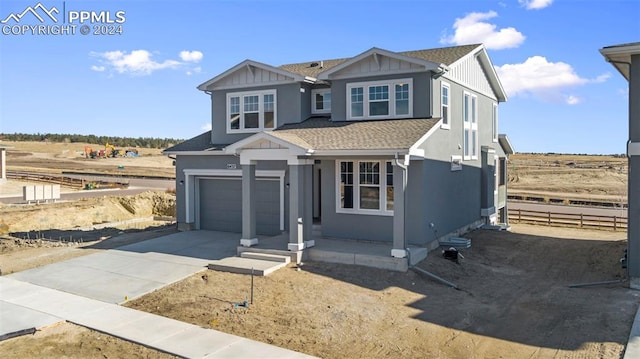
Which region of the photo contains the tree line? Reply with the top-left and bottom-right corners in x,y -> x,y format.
0,133 -> 183,149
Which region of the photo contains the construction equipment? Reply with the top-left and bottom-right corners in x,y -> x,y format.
84,146 -> 98,159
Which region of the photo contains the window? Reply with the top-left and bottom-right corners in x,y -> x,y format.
441,82 -> 450,129
492,103 -> 498,142
463,92 -> 478,160
351,87 -> 364,117
226,90 -> 277,132
311,88 -> 331,114
338,160 -> 394,215
346,79 -> 413,120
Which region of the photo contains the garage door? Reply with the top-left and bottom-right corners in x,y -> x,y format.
198,177 -> 280,235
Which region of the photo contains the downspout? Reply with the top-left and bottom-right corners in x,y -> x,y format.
396,153 -> 459,289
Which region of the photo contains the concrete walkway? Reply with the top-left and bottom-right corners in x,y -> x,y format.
0,231 -> 316,358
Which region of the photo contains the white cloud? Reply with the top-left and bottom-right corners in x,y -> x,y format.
91,65 -> 105,72
186,67 -> 202,76
519,0 -> 553,10
180,50 -> 203,62
201,123 -> 212,131
566,95 -> 581,105
441,11 -> 525,50
90,50 -> 181,75
495,56 -> 609,103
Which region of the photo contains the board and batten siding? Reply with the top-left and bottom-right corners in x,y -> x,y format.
445,55 -> 496,101
211,65 -> 297,89
332,54 -> 425,78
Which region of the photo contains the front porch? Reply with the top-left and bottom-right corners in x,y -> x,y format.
238,225 -> 428,272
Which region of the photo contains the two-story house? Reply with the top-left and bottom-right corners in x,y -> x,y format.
165,43 -> 513,262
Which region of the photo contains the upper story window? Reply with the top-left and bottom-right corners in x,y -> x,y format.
492,102 -> 498,142
311,88 -> 331,114
441,82 -> 450,129
463,91 -> 478,160
346,79 -> 413,120
227,89 -> 277,133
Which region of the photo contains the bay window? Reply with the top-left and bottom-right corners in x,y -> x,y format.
226,90 -> 277,132
347,79 -> 413,120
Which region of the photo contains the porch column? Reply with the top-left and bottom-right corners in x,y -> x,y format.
391,159 -> 408,258
240,162 -> 258,247
288,159 -> 314,251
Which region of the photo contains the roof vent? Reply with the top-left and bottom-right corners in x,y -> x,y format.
309,62 -> 319,68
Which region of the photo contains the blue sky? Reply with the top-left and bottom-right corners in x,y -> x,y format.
0,0 -> 638,154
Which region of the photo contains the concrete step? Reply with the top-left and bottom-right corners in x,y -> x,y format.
208,257 -> 288,276
240,252 -> 291,264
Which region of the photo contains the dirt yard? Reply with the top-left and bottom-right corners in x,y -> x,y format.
121,224 -> 637,359
0,142 -> 637,358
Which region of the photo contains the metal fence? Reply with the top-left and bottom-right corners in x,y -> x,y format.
508,208 -> 627,231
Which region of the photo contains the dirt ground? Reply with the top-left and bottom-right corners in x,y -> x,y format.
0,142 -> 638,358
2,140 -> 175,178
121,224 -> 637,359
509,153 -> 628,202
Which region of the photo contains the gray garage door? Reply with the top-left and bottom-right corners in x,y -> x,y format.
198,177 -> 280,235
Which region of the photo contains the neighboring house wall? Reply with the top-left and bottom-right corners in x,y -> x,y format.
210,83 -> 304,145
329,72 -> 433,121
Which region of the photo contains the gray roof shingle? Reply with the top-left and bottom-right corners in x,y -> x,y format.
163,131 -> 226,153
278,44 -> 480,78
272,117 -> 440,151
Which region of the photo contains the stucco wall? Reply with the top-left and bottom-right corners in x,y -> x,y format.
329,72 -> 433,122
209,83 -> 304,145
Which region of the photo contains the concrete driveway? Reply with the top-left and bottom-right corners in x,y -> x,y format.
0,230 -> 317,358
8,230 -> 239,303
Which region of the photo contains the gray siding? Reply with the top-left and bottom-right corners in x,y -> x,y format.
318,159 -> 427,244
210,83 -> 304,145
329,72 -> 433,122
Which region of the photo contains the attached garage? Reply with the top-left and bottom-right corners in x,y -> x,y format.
196,177 -> 282,235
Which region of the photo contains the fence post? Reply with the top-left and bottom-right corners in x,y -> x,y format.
548,212 -> 551,225
580,214 -> 583,228
614,216 -> 617,231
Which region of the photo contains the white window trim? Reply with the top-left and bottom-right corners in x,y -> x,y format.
311,88 -> 331,114
346,78 -> 413,120
463,91 -> 478,160
492,102 -> 498,143
226,89 -> 277,134
441,82 -> 450,130
335,160 -> 394,216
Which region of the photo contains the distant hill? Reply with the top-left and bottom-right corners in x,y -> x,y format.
0,133 -> 183,149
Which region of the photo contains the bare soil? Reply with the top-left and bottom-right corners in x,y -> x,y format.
0,142 -> 637,358
510,153 -> 628,202
124,224 -> 637,359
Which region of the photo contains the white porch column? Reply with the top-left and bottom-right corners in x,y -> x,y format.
391,158 -> 408,258
240,162 -> 258,247
288,159 -> 314,251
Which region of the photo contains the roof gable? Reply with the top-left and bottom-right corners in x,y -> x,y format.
317,47 -> 444,80
197,60 -> 309,91
444,45 -> 507,102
